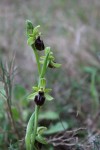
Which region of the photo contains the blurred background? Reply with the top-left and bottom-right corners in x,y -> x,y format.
0,0 -> 100,150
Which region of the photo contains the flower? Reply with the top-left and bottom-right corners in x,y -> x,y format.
34,91 -> 45,106
34,36 -> 45,51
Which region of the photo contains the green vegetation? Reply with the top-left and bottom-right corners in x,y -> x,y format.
0,0 -> 100,150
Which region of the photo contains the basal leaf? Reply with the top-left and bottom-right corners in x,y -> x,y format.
39,111 -> 59,120
36,135 -> 47,145
37,126 -> 47,135
45,121 -> 69,134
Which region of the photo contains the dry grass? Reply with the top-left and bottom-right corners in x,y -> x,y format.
0,1 -> 100,149
0,0 -> 100,77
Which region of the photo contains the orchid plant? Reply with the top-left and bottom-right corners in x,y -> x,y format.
25,20 -> 61,150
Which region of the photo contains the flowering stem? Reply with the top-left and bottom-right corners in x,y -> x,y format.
31,45 -> 41,75
31,51 -> 50,149
40,50 -> 50,78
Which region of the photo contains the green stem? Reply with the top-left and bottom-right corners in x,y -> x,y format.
31,52 -> 50,148
31,45 -> 41,75
26,47 -> 50,150
31,105 -> 40,149
40,50 -> 50,78
38,51 -> 50,88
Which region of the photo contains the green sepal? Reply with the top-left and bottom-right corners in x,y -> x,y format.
32,86 -> 39,92
44,88 -> 52,93
27,92 -> 38,100
45,93 -> 54,101
51,62 -> 61,68
26,23 -> 42,47
27,37 -> 35,46
28,34 -> 34,37
40,56 -> 45,59
37,126 -> 47,135
33,25 -> 41,38
49,56 -> 55,60
36,135 -> 48,145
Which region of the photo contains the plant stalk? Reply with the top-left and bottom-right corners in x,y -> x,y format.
32,45 -> 41,75
40,50 -> 50,78
26,44 -> 50,150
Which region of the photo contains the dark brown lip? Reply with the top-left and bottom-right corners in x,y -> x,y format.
34,36 -> 45,51
34,94 -> 45,106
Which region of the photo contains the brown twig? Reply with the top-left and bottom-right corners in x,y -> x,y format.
0,60 -> 20,139
47,128 -> 87,148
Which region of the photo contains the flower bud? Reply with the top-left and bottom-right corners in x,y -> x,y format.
26,20 -> 34,36
48,61 -> 56,68
35,36 -> 45,51
48,63 -> 54,68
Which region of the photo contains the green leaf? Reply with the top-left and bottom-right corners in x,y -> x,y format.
27,92 -> 38,100
45,122 -> 69,134
25,112 -> 35,150
45,93 -> 54,101
11,106 -> 20,121
27,37 -> 34,45
39,111 -> 59,120
36,135 -> 47,145
83,66 -> 97,74
37,126 -> 47,135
